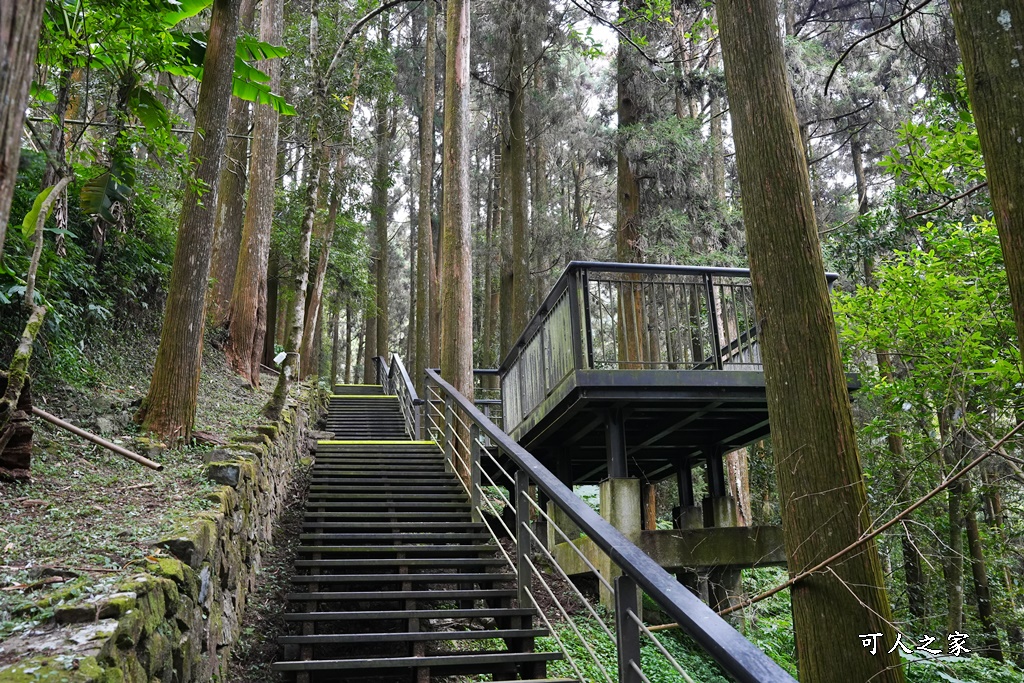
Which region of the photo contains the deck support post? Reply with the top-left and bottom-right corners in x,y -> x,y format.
673,460 -> 705,597
704,444 -> 744,622
605,406 -> 627,478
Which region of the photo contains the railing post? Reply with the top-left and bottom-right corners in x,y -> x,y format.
470,423 -> 481,522
581,268 -> 594,368
567,270 -> 585,372
443,395 -> 454,473
614,574 -> 642,683
704,274 -> 724,370
413,401 -> 422,440
514,469 -> 531,607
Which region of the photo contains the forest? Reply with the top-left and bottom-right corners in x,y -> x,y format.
0,0 -> 1023,681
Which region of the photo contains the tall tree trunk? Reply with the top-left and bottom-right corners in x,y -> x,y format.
364,255 -> 378,383
947,0 -> 1024,363
300,58 -> 361,378
718,0 -> 904,679
414,0 -> 437,392
709,28 -> 726,204
372,80 -> 394,360
0,0 -> 46,264
344,301 -> 353,384
329,288 -> 342,386
263,248 -> 279,367
265,0 -> 324,419
963,479 -> 1003,660
441,0 -> 474,479
507,5 -> 531,340
938,406 -> 965,635
137,0 -> 240,440
224,0 -> 282,386
208,0 -> 256,327
407,128 -> 417,364
615,1 -> 649,368
480,139 -> 498,378
499,133 -> 515,357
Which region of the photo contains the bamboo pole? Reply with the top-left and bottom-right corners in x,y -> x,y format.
32,407 -> 163,471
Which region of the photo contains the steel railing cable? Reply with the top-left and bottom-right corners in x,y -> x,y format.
524,493 -> 615,593
520,518 -> 616,642
627,608 -> 698,683
423,367 -> 796,683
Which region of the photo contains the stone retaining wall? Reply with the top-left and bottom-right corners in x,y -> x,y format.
0,389 -> 326,683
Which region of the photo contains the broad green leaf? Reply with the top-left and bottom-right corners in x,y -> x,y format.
235,35 -> 289,62
128,86 -> 170,131
22,185 -> 56,240
164,0 -> 213,27
30,81 -> 56,103
80,166 -> 133,222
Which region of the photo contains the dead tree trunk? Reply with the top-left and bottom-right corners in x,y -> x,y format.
0,306 -> 45,478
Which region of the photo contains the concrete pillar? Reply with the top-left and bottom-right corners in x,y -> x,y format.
705,492 -> 744,622
597,477 -> 641,607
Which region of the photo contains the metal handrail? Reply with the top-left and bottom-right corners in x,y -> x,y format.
425,367 -> 795,683
375,354 -> 422,440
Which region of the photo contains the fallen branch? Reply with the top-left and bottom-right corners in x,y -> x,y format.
32,407 -> 163,471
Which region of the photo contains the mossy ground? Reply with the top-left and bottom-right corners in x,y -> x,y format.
0,322 -> 275,649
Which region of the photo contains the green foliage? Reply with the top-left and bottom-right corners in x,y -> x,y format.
21,185 -> 57,240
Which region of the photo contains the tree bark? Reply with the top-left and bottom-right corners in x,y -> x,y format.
499,132 -> 515,357
441,0 -> 474,480
718,0 -> 904,678
964,479 -> 1003,660
0,0 -> 45,264
138,0 -> 240,440
224,0 -> 282,386
329,287 -> 342,386
947,0 -> 1024,363
507,3 -> 531,344
300,70 -> 359,378
709,28 -> 726,204
372,80 -> 394,360
344,301 -> 353,384
414,0 -> 437,393
208,0 -> 256,327
937,406 -> 965,635
615,0 -> 649,368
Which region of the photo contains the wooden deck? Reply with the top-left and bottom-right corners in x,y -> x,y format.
494,261 -> 843,487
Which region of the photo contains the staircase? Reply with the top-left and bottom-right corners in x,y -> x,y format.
273,384 -> 575,682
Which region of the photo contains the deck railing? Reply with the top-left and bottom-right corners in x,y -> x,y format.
422,366 -> 796,683
499,261 -> 836,434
